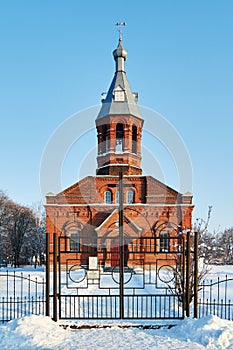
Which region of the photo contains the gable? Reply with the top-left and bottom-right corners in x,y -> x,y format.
46,176 -> 100,204
95,208 -> 144,237
45,174 -> 192,206
145,176 -> 180,204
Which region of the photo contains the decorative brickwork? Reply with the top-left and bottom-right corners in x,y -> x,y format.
45,38 -> 194,267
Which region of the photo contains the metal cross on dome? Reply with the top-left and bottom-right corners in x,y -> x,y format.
116,21 -> 127,40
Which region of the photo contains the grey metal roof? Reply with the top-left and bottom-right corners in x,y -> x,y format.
96,39 -> 143,121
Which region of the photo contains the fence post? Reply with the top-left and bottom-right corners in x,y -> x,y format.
119,171 -> 124,319
194,231 -> 199,318
46,232 -> 50,317
53,232 -> 58,322
185,231 -> 191,317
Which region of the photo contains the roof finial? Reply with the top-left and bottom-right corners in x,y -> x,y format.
116,21 -> 126,41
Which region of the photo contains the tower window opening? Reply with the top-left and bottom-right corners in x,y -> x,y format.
116,123 -> 124,152
106,135 -> 110,152
101,125 -> 110,153
104,190 -> 112,204
132,125 -> 137,154
127,190 -> 134,204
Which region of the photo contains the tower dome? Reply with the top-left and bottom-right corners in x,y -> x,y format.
113,38 -> 127,60
113,38 -> 127,72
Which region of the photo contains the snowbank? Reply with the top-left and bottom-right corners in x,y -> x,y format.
1,315 -> 233,349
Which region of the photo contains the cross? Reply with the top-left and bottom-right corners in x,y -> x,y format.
116,22 -> 126,40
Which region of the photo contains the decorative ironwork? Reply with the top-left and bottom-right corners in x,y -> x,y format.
198,275 -> 233,320
0,271 -> 45,323
55,233 -> 186,320
158,265 -> 175,284
115,21 -> 126,40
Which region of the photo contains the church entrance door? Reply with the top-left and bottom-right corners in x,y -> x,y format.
111,238 -> 129,267
111,243 -> 119,266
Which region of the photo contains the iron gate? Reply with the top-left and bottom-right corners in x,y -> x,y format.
52,233 -> 186,320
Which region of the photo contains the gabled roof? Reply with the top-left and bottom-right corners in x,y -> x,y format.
45,175 -> 192,206
92,211 -> 111,227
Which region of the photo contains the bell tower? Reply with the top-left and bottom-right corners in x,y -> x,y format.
96,37 -> 144,176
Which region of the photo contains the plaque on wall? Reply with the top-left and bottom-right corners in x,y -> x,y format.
89,256 -> 98,270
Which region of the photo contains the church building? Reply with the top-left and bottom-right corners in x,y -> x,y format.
45,37 -> 194,269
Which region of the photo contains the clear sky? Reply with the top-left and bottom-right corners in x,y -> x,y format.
0,0 -> 233,233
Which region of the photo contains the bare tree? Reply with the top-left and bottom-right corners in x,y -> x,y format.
0,192 -> 13,265
163,206 -> 212,311
30,202 -> 46,265
217,227 -> 233,264
0,193 -> 46,267
192,205 -> 213,264
3,202 -> 37,267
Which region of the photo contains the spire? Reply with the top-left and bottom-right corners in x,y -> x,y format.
96,35 -> 142,121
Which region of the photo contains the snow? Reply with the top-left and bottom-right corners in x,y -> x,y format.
1,314 -> 233,349
1,265 -> 233,349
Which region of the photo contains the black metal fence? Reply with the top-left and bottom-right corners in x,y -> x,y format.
198,275 -> 233,320
52,231 -> 186,321
58,294 -> 183,320
0,270 -> 46,323
1,268 -> 233,323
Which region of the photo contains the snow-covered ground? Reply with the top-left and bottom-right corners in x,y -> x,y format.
1,314 -> 233,349
0,265 -> 233,349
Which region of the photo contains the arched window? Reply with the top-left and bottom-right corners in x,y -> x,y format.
159,231 -> 170,252
63,221 -> 83,253
127,190 -> 134,204
132,125 -> 137,154
116,123 -> 124,152
104,190 -> 112,204
70,232 -> 80,252
116,191 -> 119,204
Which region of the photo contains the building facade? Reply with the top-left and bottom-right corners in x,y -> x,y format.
45,38 -> 194,268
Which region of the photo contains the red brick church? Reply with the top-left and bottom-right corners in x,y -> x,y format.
45,37 -> 194,268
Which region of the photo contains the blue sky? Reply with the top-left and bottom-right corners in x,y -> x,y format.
0,0 -> 233,233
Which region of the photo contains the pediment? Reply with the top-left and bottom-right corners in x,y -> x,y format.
95,208 -> 144,237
